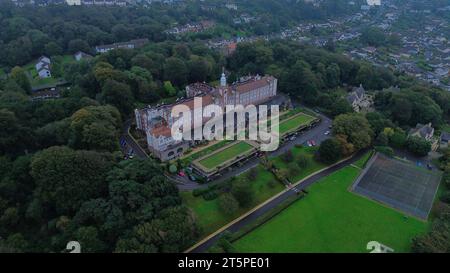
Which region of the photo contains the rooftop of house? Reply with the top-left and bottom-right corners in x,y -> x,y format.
150,124 -> 172,138
346,84 -> 366,103
75,51 -> 93,58
441,132 -> 450,142
409,123 -> 434,138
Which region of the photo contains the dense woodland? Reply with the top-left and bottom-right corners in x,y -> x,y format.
0,0 -> 367,68
0,1 -> 450,252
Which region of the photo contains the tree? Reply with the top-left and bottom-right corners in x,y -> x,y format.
333,113 -> 372,151
10,66 -> 31,93
412,214 -> 450,253
100,79 -> 134,116
296,154 -> 309,168
231,178 -> 253,207
282,150 -> 294,163
163,81 -> 177,97
360,27 -> 387,47
218,193 -> 239,216
287,162 -> 301,177
74,226 -> 107,253
389,130 -> 407,148
318,138 -> 342,164
247,167 -> 258,180
406,136 -> 431,157
0,109 -> 30,155
188,57 -> 212,83
163,57 -> 188,87
375,132 -> 389,146
30,146 -> 114,214
69,105 -> 121,152
68,39 -> 90,54
45,42 -> 63,56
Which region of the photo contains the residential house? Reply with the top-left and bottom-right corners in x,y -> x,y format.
346,84 -> 373,112
408,123 -> 439,151
74,51 -> 93,61
35,56 -> 51,79
440,132 -> 450,149
95,39 -> 149,54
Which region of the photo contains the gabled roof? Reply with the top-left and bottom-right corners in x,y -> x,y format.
409,123 -> 434,138
441,132 -> 450,142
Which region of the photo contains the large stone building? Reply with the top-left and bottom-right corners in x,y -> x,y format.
135,73 -> 278,161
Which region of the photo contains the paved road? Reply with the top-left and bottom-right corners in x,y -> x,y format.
187,149 -> 368,253
121,119 -> 149,159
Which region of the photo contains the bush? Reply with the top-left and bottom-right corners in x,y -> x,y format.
406,136 -> 431,157
268,179 -> 278,188
247,168 -> 258,180
296,154 -> 309,168
374,146 -> 394,157
202,191 -> 219,201
192,188 -> 208,197
317,138 -> 342,164
440,191 -> 450,204
287,162 -> 300,178
218,193 -> 239,216
231,178 -> 254,207
282,150 -> 294,163
168,164 -> 177,174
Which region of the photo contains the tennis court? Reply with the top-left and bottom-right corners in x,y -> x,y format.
351,153 -> 441,220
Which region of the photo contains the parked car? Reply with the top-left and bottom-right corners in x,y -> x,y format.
324,131 -> 330,135
178,171 -> 186,177
188,174 -> 196,181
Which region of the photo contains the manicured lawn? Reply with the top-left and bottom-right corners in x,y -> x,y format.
198,141 -> 254,170
182,165 -> 284,236
233,165 -> 429,253
181,140 -> 231,165
183,147 -> 325,237
279,114 -> 316,135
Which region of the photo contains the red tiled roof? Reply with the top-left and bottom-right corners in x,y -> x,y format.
235,76 -> 274,94
151,125 -> 172,137
175,94 -> 214,110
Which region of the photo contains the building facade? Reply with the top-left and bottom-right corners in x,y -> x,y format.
135,73 -> 278,161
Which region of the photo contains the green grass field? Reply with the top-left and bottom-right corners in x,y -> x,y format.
279,114 -> 316,135
233,165 -> 428,253
181,140 -> 231,165
198,141 -> 254,170
183,147 -> 325,237
182,165 -> 284,236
